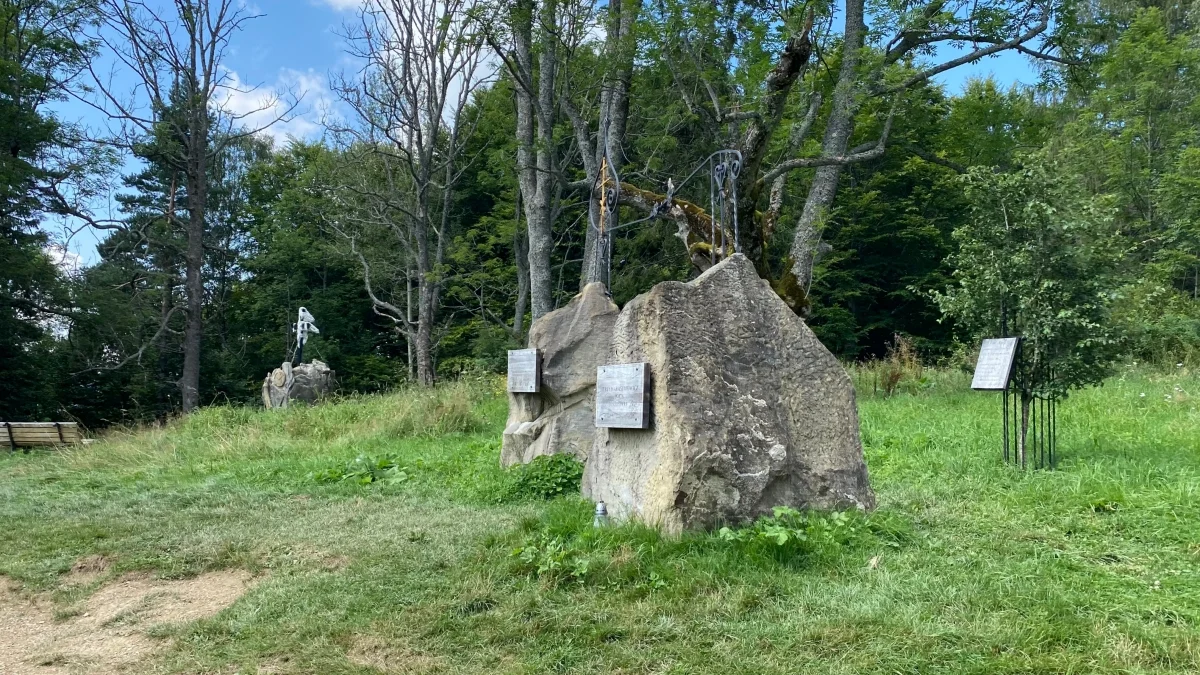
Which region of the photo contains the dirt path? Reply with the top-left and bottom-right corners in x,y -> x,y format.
0,567 -> 255,674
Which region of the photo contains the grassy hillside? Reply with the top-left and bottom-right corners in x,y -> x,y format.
2,368 -> 1200,673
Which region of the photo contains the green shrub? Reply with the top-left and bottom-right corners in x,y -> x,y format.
385,382 -> 487,437
1111,280 -> 1200,366
500,453 -> 584,502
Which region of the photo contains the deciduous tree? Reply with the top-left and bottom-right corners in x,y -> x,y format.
331,0 -> 495,385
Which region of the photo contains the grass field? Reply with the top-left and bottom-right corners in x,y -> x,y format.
2,366 -> 1200,674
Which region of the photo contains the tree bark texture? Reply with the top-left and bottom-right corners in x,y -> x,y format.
406,268 -> 415,380
414,178 -> 437,385
788,0 -> 866,286
155,269 -> 176,412
512,0 -> 557,321
579,0 -> 638,289
181,156 -> 207,412
513,195 -> 530,336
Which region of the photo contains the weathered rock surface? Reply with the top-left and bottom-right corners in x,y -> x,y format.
582,253 -> 874,532
262,360 -> 336,408
501,283 -> 619,466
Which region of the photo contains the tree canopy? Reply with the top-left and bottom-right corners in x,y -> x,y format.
3,0 -> 1199,424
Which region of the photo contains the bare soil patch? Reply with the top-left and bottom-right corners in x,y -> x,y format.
0,570 -> 256,674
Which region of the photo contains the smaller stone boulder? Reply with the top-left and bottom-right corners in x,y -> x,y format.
501,283 -> 619,466
262,360 -> 336,409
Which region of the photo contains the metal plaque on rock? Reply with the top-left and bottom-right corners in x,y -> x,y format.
507,349 -> 542,393
595,363 -> 651,429
971,338 -> 1020,390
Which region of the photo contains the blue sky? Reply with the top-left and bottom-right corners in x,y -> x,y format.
53,0 -> 353,145
47,0 -> 1039,267
49,0 -> 357,267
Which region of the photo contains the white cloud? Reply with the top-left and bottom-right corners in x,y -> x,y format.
316,0 -> 363,10
215,68 -> 334,145
38,244 -> 80,337
45,245 -> 83,277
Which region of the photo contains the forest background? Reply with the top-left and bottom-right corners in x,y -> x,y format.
3,0 -> 1199,427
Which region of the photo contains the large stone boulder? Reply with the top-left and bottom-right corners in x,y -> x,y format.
582,254 -> 874,532
262,360 -> 336,409
501,283 -> 619,466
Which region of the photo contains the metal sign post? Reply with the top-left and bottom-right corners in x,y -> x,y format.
971,336 -> 1058,469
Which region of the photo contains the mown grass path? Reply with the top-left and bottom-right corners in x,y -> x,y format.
2,370 -> 1199,673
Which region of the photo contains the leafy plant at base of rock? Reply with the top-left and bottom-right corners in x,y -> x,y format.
507,525 -> 675,590
505,501 -> 911,589
308,454 -> 409,486
500,453 -> 584,502
511,535 -> 596,586
717,507 -> 894,561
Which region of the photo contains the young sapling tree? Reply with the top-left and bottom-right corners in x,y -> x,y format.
934,163 -> 1123,464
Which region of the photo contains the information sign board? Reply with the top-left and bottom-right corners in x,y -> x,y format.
507,349 -> 542,393
971,338 -> 1020,390
595,363 -> 651,429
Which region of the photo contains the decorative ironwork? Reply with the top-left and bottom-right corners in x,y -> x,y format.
708,150 -> 742,263
589,139 -> 743,289
621,150 -> 743,257
595,143 -> 621,288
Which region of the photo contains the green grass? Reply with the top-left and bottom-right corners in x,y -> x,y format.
2,367 -> 1200,673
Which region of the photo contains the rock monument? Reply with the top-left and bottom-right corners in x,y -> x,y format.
582,254 -> 874,532
262,360 -> 335,408
501,282 -> 619,466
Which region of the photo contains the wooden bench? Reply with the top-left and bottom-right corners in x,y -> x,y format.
2,422 -> 82,450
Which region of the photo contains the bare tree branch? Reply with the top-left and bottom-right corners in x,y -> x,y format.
876,19 -> 1049,95
758,97 -> 898,185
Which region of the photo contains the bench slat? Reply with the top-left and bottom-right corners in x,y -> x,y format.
2,422 -> 82,448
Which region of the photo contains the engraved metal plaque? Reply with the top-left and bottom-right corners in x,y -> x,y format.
971,338 -> 1020,390
595,363 -> 651,429
507,349 -> 541,393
